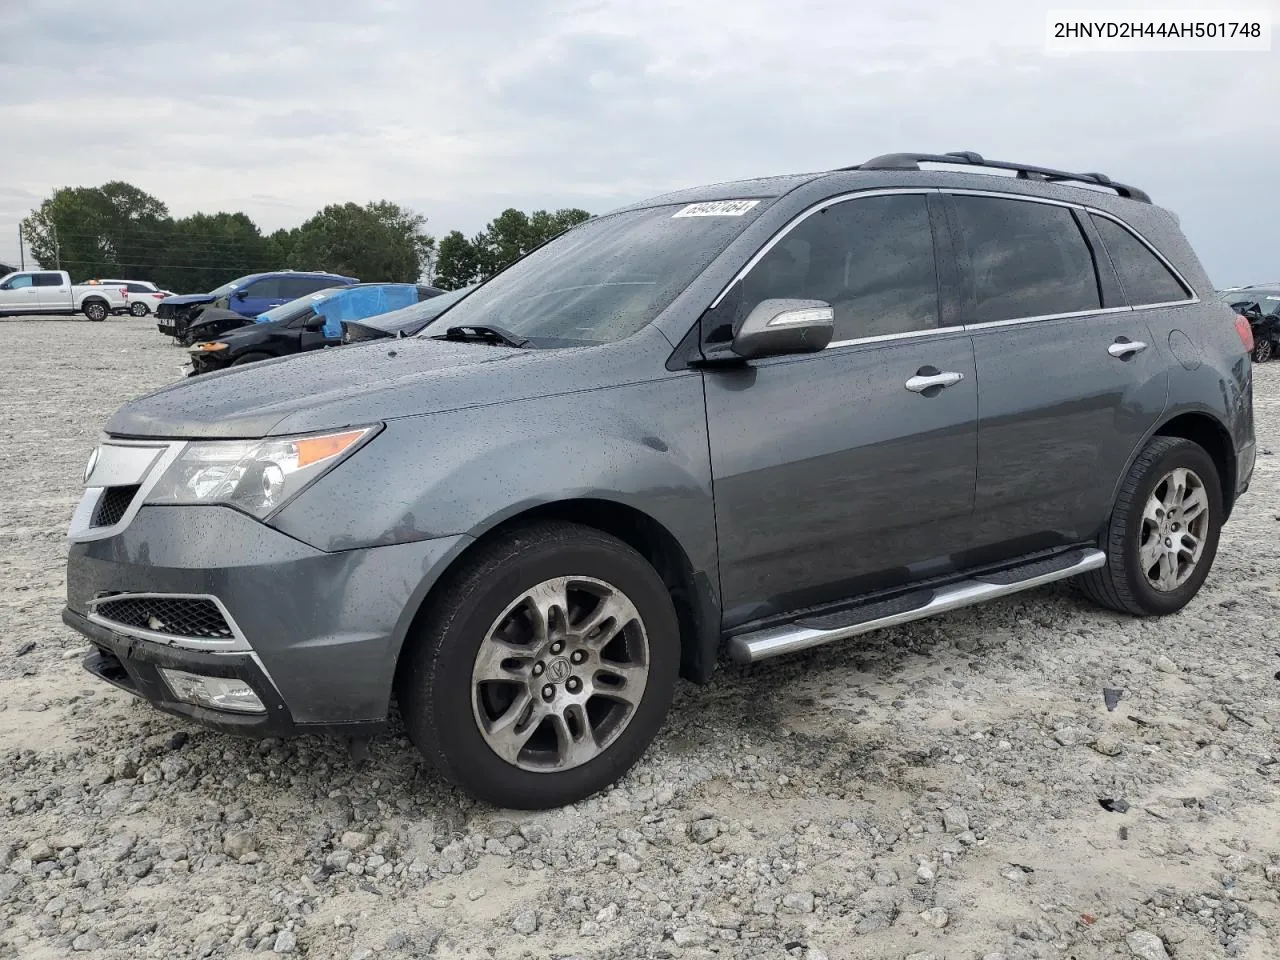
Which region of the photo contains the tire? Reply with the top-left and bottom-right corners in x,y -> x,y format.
82,300 -> 107,322
397,521 -> 680,809
230,352 -> 272,366
1253,338 -> 1274,363
1078,436 -> 1223,617
129,302 -> 149,317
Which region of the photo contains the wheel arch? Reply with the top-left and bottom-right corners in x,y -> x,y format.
391,498 -> 722,697
1151,411 -> 1237,518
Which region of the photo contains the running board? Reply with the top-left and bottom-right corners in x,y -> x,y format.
728,548 -> 1105,663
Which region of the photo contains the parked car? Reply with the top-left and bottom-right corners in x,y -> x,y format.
156,270 -> 359,342
63,151 -> 1254,810
1219,286 -> 1280,362
186,283 -> 441,374
341,284 -> 474,343
83,279 -> 175,316
0,270 -> 127,321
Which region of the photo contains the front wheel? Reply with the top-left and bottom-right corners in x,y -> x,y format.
397,522 -> 679,809
82,300 -> 107,322
1253,337 -> 1274,363
1078,436 -> 1222,617
129,302 -> 149,317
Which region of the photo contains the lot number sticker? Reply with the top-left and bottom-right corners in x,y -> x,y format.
672,200 -> 761,218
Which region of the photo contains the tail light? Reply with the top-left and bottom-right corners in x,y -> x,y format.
152,293 -> 164,299
1235,314 -> 1254,352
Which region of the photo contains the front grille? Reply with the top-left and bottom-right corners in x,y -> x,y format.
95,596 -> 234,641
93,485 -> 140,527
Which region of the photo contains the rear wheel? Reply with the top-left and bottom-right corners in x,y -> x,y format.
82,300 -> 107,322
129,302 -> 149,317
397,522 -> 679,809
1078,436 -> 1222,616
1253,338 -> 1274,363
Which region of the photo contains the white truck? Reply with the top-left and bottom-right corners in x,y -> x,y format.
0,270 -> 128,321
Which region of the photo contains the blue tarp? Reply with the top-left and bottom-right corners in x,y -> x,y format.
312,283 -> 419,338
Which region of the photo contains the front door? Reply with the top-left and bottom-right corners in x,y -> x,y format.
234,277 -> 286,317
945,192 -> 1169,555
701,192 -> 978,627
0,273 -> 40,312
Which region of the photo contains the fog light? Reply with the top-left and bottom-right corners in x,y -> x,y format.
159,668 -> 265,714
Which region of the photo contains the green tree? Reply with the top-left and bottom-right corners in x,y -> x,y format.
167,212 -> 279,292
21,182 -> 172,282
289,201 -> 434,282
433,207 -> 591,290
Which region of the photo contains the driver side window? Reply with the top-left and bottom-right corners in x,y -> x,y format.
5,275 -> 33,290
710,194 -> 940,344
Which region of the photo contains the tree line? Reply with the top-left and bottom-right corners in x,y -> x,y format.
19,181 -> 590,294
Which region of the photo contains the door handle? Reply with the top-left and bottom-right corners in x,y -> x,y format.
1108,338 -> 1148,359
905,370 -> 964,393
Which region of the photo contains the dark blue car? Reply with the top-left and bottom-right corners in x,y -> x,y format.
155,270 -> 358,341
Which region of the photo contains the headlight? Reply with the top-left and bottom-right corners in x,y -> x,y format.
145,426 -> 376,518
193,342 -> 228,353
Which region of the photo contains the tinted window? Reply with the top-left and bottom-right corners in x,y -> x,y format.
125,282 -> 154,293
35,273 -> 65,287
727,194 -> 939,341
1091,215 -> 1190,306
952,196 -> 1100,323
242,277 -> 282,299
280,276 -> 334,299
5,275 -> 33,289
433,205 -> 762,345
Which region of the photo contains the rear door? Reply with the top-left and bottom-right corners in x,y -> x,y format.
702,191 -> 979,626
35,272 -> 72,310
947,192 -> 1169,557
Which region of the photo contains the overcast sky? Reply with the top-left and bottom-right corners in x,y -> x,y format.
1,0 -> 1277,285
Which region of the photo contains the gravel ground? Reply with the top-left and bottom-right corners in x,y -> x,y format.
1,315 -> 1278,960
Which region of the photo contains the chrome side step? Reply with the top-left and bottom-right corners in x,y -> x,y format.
728,548 -> 1105,664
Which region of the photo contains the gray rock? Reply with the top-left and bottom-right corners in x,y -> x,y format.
920,907 -> 949,928
0,875 -> 20,902
689,820 -> 720,843
24,840 -> 54,863
942,807 -> 970,833
672,927 -> 708,947
1154,655 -> 1179,674
340,831 -> 370,852
782,891 -> 815,914
1126,930 -> 1170,960
512,910 -> 538,934
1091,735 -> 1124,757
273,929 -> 297,953
222,831 -> 257,859
72,932 -> 103,952
616,852 -> 642,873
1053,727 -> 1084,747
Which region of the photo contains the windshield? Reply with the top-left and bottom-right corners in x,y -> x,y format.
209,274 -> 261,297
422,203 -> 764,345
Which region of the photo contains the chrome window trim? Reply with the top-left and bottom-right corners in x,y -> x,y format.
69,439 -> 187,543
86,592 -> 252,653
708,184 -> 1201,353
707,187 -> 937,311
1086,208 -> 1199,307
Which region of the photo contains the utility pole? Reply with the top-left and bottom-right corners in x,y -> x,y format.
17,226 -> 23,270
50,222 -> 60,270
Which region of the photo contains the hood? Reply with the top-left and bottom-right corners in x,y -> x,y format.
160,293 -> 217,307
103,326 -> 669,440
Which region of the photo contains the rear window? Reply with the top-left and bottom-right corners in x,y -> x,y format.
34,273 -> 65,287
280,276 -> 336,299
1091,215 -> 1191,306
951,196 -> 1100,323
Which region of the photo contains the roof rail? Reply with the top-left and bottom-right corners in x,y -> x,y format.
848,151 -> 1151,203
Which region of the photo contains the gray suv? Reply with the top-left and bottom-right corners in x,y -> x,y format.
64,151 -> 1255,809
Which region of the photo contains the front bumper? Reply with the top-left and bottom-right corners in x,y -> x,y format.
64,503 -> 470,733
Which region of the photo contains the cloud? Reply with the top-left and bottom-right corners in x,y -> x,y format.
0,0 -> 1276,284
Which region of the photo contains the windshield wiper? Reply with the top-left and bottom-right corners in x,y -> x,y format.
439,324 -> 529,348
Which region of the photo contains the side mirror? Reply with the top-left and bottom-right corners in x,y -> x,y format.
730,298 -> 834,360
303,315 -> 327,331
233,289 -> 248,300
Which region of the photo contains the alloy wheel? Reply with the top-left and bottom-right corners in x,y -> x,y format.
1139,467 -> 1209,592
471,576 -> 649,772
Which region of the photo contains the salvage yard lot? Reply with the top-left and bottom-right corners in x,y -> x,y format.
1,315 -> 1278,960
